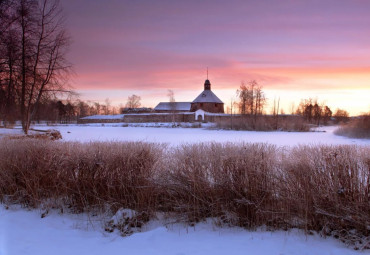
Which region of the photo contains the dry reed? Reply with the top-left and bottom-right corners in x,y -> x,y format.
0,139 -> 369,248
215,115 -> 310,132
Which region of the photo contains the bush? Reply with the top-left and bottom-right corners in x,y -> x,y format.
335,113 -> 370,139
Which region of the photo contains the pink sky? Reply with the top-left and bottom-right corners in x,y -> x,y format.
62,0 -> 370,115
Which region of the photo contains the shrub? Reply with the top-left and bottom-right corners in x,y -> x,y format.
335,113 -> 370,139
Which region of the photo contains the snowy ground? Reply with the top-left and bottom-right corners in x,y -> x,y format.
0,206 -> 363,255
1,124 -> 369,255
0,123 -> 369,147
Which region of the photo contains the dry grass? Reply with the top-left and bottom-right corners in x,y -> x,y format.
215,115 -> 310,132
7,129 -> 63,140
0,140 -> 369,248
0,140 -> 163,214
335,113 -> 370,139
280,146 -> 370,235
158,143 -> 279,227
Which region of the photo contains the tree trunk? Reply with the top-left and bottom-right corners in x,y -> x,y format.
20,4 -> 27,134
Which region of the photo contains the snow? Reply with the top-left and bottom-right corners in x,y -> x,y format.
192,89 -> 223,103
1,124 -> 368,147
124,112 -> 195,116
154,102 -> 191,111
0,128 -> 40,136
205,112 -> 232,116
0,206 -> 362,255
110,208 -> 137,225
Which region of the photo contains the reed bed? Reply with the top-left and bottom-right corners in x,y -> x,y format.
215,115 -> 310,131
0,139 -> 369,247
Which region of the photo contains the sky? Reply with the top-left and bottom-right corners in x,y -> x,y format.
61,0 -> 370,115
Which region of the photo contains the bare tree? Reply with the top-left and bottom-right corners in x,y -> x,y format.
111,106 -> 117,115
296,98 -> 332,125
0,0 -> 72,133
0,0 -> 20,125
334,108 -> 349,123
237,80 -> 265,116
313,101 -> 322,125
229,97 -> 236,129
272,97 -> 280,130
323,105 -> 332,124
297,98 -> 313,122
167,89 -> 176,124
93,102 -> 101,115
0,28 -> 19,125
125,94 -> 141,108
254,84 -> 266,117
237,81 -> 248,114
76,100 -> 90,117
104,98 -> 111,115
249,80 -> 255,115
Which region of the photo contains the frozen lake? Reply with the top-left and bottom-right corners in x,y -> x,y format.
1,124 -> 369,147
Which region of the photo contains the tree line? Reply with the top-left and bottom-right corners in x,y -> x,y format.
234,80 -> 349,125
0,93 -> 146,125
1,96 -> 143,124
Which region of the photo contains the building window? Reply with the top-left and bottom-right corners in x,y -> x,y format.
200,103 -> 203,107
215,104 -> 217,107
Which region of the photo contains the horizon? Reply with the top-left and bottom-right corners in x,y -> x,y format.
62,0 -> 370,115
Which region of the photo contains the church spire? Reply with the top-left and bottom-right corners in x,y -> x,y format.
204,67 -> 211,90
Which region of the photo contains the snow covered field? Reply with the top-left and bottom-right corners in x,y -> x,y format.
0,124 -> 369,147
1,124 -> 369,255
0,207 -> 362,255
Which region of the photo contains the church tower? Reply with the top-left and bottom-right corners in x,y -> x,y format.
190,74 -> 224,113
204,79 -> 211,90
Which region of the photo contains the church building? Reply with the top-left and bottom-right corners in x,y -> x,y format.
190,79 -> 224,113
154,78 -> 224,114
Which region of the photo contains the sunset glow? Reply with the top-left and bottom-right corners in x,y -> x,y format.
63,0 -> 370,115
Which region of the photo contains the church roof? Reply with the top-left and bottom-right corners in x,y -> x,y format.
154,102 -> 191,111
192,90 -> 223,104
